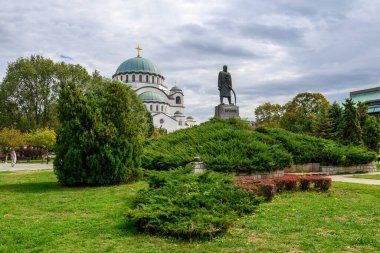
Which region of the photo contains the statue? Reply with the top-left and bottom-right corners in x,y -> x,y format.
218,65 -> 235,105
214,65 -> 240,119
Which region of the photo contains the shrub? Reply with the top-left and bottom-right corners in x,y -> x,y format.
311,177 -> 332,191
256,128 -> 376,166
54,81 -> 150,186
128,169 -> 261,240
259,180 -> 276,201
273,175 -> 299,192
299,177 -> 311,191
142,118 -> 292,173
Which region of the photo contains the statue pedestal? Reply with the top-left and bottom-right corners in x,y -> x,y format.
214,104 -> 240,119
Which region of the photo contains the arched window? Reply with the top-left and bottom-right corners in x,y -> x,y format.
176,96 -> 181,104
150,105 -> 152,111
120,76 -> 123,81
179,120 -> 182,126
132,75 -> 135,82
152,76 -> 155,83
156,105 -> 159,111
126,75 -> 128,82
161,105 -> 163,111
139,75 -> 142,82
146,75 -> 149,82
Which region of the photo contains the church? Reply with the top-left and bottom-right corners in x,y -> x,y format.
112,46 -> 196,133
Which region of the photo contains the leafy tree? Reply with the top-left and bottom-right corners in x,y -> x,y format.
0,128 -> 25,162
328,102 -> 343,138
0,55 -> 91,131
313,106 -> 334,139
362,116 -> 380,152
281,92 -> 330,133
255,102 -> 284,127
25,128 -> 56,150
54,80 -> 150,186
338,98 -> 362,145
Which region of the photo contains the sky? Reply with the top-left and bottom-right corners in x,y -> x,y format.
1,0 -> 380,122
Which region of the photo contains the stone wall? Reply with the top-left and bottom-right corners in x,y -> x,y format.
284,163 -> 320,173
231,170 -> 284,179
321,162 -> 377,175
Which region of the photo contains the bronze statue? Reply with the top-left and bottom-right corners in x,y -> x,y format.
218,65 -> 235,105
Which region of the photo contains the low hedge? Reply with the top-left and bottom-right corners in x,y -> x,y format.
128,168 -> 261,240
235,175 -> 332,201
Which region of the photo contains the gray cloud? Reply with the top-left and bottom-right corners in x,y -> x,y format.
1,0 -> 380,122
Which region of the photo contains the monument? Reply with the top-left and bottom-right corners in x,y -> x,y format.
214,65 -> 240,119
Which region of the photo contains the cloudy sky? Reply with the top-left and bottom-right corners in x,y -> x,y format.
1,0 -> 380,122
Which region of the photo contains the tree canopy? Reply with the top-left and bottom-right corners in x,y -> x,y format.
0,55 -> 92,131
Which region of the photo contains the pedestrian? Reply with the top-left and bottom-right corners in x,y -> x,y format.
10,149 -> 17,167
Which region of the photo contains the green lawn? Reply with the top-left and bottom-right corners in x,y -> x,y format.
1,170 -> 379,252
350,174 -> 380,180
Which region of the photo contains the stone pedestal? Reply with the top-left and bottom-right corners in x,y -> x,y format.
214,104 -> 240,119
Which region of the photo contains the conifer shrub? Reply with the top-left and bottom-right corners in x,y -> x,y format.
54,81 -> 150,186
128,168 -> 261,240
142,118 -> 293,173
256,128 -> 376,166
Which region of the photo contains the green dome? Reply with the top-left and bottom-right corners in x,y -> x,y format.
174,111 -> 183,116
170,85 -> 182,92
116,57 -> 161,75
139,92 -> 165,102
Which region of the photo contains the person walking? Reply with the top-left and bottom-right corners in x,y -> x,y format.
10,149 -> 17,167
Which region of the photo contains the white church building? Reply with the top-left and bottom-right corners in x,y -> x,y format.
112,46 -> 196,133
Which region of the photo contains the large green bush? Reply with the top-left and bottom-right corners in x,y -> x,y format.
54,81 -> 150,186
142,119 -> 376,172
128,168 -> 261,240
142,118 -> 292,173
257,128 -> 376,166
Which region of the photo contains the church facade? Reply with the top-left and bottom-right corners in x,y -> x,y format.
112,47 -> 196,133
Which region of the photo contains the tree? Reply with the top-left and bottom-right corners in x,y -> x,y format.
0,128 -> 25,163
0,55 -> 91,131
281,92 -> 330,133
312,106 -> 334,139
25,128 -> 56,150
328,102 -> 343,138
337,98 -> 362,145
357,101 -> 368,129
54,80 -> 151,186
362,116 -> 380,152
255,102 -> 284,127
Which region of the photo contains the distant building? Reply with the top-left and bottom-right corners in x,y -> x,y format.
112,46 -> 196,132
350,87 -> 380,119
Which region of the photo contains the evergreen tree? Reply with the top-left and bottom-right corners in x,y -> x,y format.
357,101 -> 368,129
54,80 -> 150,186
328,101 -> 342,138
362,116 -> 380,152
337,98 -> 362,145
313,106 -> 334,139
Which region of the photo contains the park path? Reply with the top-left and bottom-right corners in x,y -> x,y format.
0,163 -> 53,172
329,172 -> 380,185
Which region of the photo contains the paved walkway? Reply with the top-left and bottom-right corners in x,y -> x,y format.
329,172 -> 380,185
0,163 -> 53,172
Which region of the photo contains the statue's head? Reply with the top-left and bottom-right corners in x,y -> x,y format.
223,65 -> 227,72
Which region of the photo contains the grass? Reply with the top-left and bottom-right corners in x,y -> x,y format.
350,174 -> 380,180
1,170 -> 380,252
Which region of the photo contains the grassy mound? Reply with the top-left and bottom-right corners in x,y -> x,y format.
127,168 -> 261,240
142,118 -> 376,173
